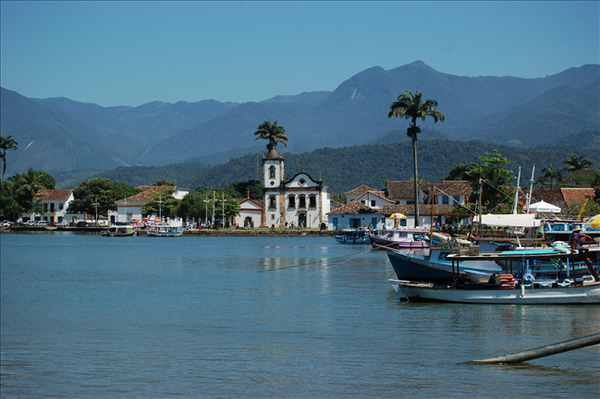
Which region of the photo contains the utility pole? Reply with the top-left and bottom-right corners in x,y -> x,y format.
221,192 -> 225,227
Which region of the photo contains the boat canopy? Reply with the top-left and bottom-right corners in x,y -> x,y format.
473,213 -> 542,228
529,200 -> 561,213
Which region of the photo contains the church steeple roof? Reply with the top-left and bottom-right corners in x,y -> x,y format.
264,146 -> 284,160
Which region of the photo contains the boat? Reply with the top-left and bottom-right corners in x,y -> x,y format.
387,245 -> 503,284
103,225 -> 137,237
335,228 -> 375,244
369,227 -> 429,250
396,279 -> 600,304
542,219 -> 600,242
147,224 -> 184,237
393,248 -> 600,304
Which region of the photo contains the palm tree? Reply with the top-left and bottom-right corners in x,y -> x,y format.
253,121 -> 288,151
563,154 -> 592,173
388,90 -> 445,226
0,135 -> 18,181
539,164 -> 562,189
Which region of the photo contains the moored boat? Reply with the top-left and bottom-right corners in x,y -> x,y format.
147,224 -> 184,237
393,247 -> 600,304
103,225 -> 137,237
335,228 -> 374,244
369,227 -> 429,250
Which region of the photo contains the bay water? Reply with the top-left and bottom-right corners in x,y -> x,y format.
1,232 -> 599,398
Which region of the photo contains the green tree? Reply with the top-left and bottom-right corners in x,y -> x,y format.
388,90 -> 445,225
69,178 -> 139,217
225,179 -> 263,200
9,169 -> 55,212
142,193 -> 179,222
253,121 -> 288,151
177,193 -> 206,226
0,181 -> 22,220
539,163 -> 563,189
0,135 -> 18,182
563,154 -> 593,172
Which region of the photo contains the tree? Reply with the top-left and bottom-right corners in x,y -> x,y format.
563,154 -> 593,172
225,179 -> 263,200
142,193 -> 179,222
0,181 -> 22,221
253,121 -> 288,151
9,169 -> 55,212
0,135 -> 18,182
388,90 -> 445,225
68,178 -> 139,217
539,163 -> 563,189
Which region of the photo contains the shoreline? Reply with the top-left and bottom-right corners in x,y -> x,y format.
3,225 -> 338,237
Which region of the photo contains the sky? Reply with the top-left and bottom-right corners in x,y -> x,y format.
1,1 -> 599,107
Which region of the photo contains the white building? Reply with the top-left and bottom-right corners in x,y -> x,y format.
262,146 -> 330,229
235,197 -> 263,228
21,189 -> 84,225
111,185 -> 189,225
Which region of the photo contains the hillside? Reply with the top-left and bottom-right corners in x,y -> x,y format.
61,131 -> 600,195
2,61 -> 599,176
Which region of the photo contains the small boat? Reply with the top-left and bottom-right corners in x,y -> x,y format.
393,248 -> 600,304
147,224 -> 184,237
103,225 -> 137,237
387,246 -> 503,284
396,279 -> 600,304
369,228 -> 429,250
335,228 -> 374,245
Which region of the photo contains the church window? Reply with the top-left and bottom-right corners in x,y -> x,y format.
298,195 -> 306,208
269,166 -> 276,179
309,195 -> 317,208
269,195 -> 277,209
288,195 -> 296,209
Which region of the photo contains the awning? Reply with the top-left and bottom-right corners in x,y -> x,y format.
474,213 -> 542,227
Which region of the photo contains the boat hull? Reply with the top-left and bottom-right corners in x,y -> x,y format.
387,250 -> 502,284
369,235 -> 427,250
398,281 -> 600,304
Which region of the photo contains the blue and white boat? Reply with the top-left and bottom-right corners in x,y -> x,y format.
335,228 -> 375,245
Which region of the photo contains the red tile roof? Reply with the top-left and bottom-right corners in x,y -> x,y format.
34,189 -> 72,201
116,186 -> 176,205
561,188 -> 595,206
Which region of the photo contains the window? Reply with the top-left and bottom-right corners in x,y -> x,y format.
309,195 -> 317,208
50,203 -> 55,212
269,195 -> 277,209
453,195 -> 461,205
298,195 -> 306,208
288,195 -> 296,209
59,203 -> 64,210
269,166 -> 276,179
43,203 -> 48,212
442,196 -> 449,205
370,200 -> 376,207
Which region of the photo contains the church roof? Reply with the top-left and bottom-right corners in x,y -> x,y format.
264,147 -> 284,160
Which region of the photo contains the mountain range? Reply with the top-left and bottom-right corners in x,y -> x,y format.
1,60 -> 599,179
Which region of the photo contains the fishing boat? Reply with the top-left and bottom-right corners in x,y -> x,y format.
147,224 -> 184,237
103,225 -> 137,237
369,228 -> 429,250
387,246 -> 503,284
393,248 -> 600,304
335,228 -> 374,245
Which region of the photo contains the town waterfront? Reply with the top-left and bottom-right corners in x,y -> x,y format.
1,232 -> 599,398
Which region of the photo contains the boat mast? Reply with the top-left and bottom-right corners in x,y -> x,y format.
526,165 -> 535,214
512,167 -> 521,215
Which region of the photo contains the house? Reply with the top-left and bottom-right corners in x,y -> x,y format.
344,185 -> 383,202
262,146 -> 330,229
21,189 -> 84,225
111,185 -> 189,225
385,180 -> 425,205
355,190 -> 395,210
235,197 -> 263,228
327,200 -> 385,231
424,181 -> 472,206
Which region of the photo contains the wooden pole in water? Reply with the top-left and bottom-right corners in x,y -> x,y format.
464,332 -> 600,365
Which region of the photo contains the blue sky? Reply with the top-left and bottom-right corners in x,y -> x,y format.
1,1 -> 598,107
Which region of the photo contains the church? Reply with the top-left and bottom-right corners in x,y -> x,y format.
262,146 -> 330,229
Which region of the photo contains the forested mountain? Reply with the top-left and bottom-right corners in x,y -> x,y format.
1,61 -> 598,177
66,131 -> 600,195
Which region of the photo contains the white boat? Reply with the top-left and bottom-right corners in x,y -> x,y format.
393,248 -> 600,304
103,225 -> 137,237
369,227 -> 429,250
335,228 -> 374,244
147,224 -> 184,237
396,279 -> 600,304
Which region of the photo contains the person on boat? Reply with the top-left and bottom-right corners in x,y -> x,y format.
569,226 -> 592,255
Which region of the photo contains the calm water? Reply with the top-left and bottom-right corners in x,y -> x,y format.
1,232 -> 599,398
